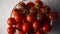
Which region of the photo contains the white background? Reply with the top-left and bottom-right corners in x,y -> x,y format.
0,0 -> 60,34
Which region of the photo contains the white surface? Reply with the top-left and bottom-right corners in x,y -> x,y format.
0,0 -> 60,34
0,0 -> 22,34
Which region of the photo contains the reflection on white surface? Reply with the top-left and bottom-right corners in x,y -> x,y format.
0,0 -> 60,34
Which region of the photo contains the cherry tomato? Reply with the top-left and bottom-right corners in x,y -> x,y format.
40,5 -> 50,14
49,11 -> 56,21
43,23 -> 51,32
26,14 -> 35,23
35,30 -> 44,34
12,8 -> 20,16
18,31 -> 26,34
16,23 -> 23,31
14,14 -> 23,23
37,13 -> 43,22
7,17 -> 16,26
35,1 -> 43,9
7,26 -> 16,33
22,23 -> 32,32
27,2 -> 35,10
30,7 -> 38,15
33,21 -> 40,31
16,1 -> 26,9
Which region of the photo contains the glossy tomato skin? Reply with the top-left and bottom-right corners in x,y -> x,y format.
18,31 -> 26,34
26,14 -> 36,23
27,2 -> 35,10
49,11 -> 56,21
7,26 -> 16,34
17,1 -> 26,9
7,17 -> 16,26
12,8 -> 20,17
16,23 -> 23,31
14,14 -> 23,23
40,5 -> 50,14
37,13 -> 43,22
33,21 -> 41,31
35,1 -> 43,9
30,7 -> 38,15
22,23 -> 32,32
43,23 -> 51,32
35,30 -> 44,34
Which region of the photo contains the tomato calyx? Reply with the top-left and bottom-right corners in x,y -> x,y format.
37,13 -> 43,21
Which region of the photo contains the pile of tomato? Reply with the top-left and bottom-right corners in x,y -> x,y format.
7,0 -> 57,34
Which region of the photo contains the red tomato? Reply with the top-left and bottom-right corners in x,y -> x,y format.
40,5 -> 50,14
27,2 -> 35,10
19,8 -> 25,13
7,26 -> 16,33
35,30 -> 44,34
14,14 -> 23,23
26,14 -> 35,23
16,23 -> 23,31
18,31 -> 26,34
33,21 -> 40,31
7,17 -> 16,26
30,7 -> 38,15
12,8 -> 20,17
35,1 -> 43,9
37,13 -> 43,21
43,23 -> 51,32
22,23 -> 32,32
17,1 -> 26,9
49,11 -> 56,21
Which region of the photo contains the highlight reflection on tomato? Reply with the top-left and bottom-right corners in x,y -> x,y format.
26,14 -> 35,23
49,11 -> 56,21
14,14 -> 23,23
43,23 -> 51,32
33,21 -> 40,31
16,23 -> 23,31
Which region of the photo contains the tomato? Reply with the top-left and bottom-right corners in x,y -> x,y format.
35,1 -> 43,9
7,17 -> 16,26
30,7 -> 38,15
27,2 -> 35,10
49,11 -> 56,21
7,26 -> 16,33
33,21 -> 40,31
18,31 -> 26,34
40,5 -> 50,14
37,13 -> 43,22
16,23 -> 23,31
14,14 -> 23,23
26,14 -> 36,23
12,8 -> 20,17
16,1 -> 26,9
22,23 -> 32,32
35,30 -> 44,34
42,23 -> 51,32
